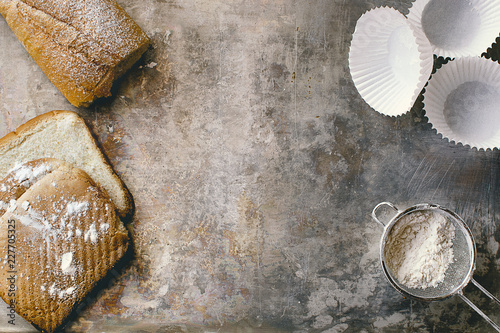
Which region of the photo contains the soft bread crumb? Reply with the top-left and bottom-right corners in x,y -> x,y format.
0,110 -> 133,218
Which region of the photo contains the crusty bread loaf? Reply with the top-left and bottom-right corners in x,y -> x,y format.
0,0 -> 150,107
0,110 -> 133,218
0,158 -> 129,333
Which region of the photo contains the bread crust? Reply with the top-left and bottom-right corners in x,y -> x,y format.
1,0 -> 150,107
0,110 -> 134,218
0,158 -> 129,333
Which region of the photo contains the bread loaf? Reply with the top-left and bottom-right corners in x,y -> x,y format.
0,0 -> 150,107
0,110 -> 134,218
0,158 -> 129,333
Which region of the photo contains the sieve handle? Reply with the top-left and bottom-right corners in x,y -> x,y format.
458,293 -> 500,332
372,202 -> 399,227
457,280 -> 500,332
471,278 -> 500,306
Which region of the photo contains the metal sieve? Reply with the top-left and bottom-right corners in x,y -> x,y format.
372,202 -> 500,331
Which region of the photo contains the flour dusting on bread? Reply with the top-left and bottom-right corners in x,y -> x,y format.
0,111 -> 134,218
0,0 -> 150,106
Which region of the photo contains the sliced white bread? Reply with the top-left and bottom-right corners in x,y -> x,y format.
0,110 -> 133,218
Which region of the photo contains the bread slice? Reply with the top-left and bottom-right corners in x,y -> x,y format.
0,0 -> 150,107
0,158 -> 129,333
0,110 -> 133,218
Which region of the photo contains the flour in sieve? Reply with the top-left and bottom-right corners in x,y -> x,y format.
385,210 -> 455,289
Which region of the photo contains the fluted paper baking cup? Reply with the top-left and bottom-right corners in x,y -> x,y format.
423,57 -> 500,150
408,0 -> 500,59
349,7 -> 433,116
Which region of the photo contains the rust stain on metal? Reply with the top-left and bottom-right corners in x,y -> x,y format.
224,193 -> 264,265
100,285 -> 127,315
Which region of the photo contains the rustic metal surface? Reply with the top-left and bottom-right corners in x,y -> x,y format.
0,0 -> 499,332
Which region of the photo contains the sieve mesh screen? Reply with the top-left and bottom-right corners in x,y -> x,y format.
381,205 -> 475,301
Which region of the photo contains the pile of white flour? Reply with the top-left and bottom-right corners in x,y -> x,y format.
384,210 -> 455,289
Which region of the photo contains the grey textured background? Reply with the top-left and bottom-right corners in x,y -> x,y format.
0,0 -> 499,332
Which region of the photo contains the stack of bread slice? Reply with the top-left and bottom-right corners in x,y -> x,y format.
0,111 -> 132,332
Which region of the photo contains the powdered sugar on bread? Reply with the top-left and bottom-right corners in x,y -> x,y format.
1,0 -> 150,106
0,158 -> 129,333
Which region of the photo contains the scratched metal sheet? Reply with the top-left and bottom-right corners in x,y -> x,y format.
0,0 -> 499,332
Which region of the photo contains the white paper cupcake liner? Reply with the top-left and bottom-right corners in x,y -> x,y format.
408,0 -> 500,59
349,7 -> 433,116
423,57 -> 500,150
